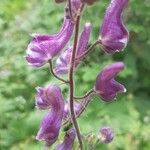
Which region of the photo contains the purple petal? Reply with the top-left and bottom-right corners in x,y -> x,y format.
76,22 -> 92,57
36,85 -> 64,146
55,22 -> 91,74
97,62 -> 124,81
95,62 -> 126,101
99,0 -> 129,53
99,127 -> 114,144
55,128 -> 76,150
55,47 -> 72,74
26,15 -> 74,68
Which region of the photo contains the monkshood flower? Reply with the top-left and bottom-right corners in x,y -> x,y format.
55,128 -> 76,150
99,127 -> 114,144
94,62 -> 126,101
36,85 -> 64,147
99,0 -> 129,54
26,13 -> 74,67
55,22 -> 91,74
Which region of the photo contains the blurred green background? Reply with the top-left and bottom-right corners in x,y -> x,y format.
0,0 -> 150,149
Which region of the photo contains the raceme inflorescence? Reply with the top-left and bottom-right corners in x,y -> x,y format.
25,0 -> 129,149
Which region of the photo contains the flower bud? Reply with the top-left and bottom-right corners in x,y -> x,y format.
55,128 -> 76,150
36,85 -> 64,147
55,22 -> 91,74
99,127 -> 114,144
26,15 -> 74,67
99,0 -> 129,53
94,62 -> 126,101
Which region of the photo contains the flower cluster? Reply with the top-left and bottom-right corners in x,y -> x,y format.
25,0 -> 129,149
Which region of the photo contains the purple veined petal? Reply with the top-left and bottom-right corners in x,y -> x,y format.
99,127 -> 114,144
99,0 -> 129,53
76,22 -> 92,57
55,47 -> 72,74
98,62 -> 125,81
54,22 -> 91,74
55,128 -> 76,150
26,14 -> 74,68
36,85 -> 64,147
25,55 -> 46,67
35,87 -> 50,109
94,62 -> 126,101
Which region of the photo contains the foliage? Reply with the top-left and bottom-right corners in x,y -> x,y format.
0,0 -> 150,149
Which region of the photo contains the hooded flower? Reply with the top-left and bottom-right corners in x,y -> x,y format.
26,11 -> 74,67
99,0 -> 129,53
99,127 -> 114,144
55,128 -> 76,150
36,85 -> 64,147
94,62 -> 126,101
55,22 -> 91,74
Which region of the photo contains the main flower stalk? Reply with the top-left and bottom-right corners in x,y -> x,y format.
68,6 -> 83,150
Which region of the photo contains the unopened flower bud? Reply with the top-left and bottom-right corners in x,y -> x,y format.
99,127 -> 114,144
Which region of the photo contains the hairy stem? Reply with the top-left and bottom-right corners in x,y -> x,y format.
68,14 -> 83,149
68,0 -> 73,20
74,89 -> 95,100
76,40 -> 99,61
63,91 -> 95,126
48,60 -> 69,84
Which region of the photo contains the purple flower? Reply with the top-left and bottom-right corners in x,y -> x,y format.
94,62 -> 126,101
55,128 -> 76,150
36,85 -> 64,146
99,0 -> 129,54
26,14 -> 74,67
99,127 -> 114,144
55,22 -> 91,74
